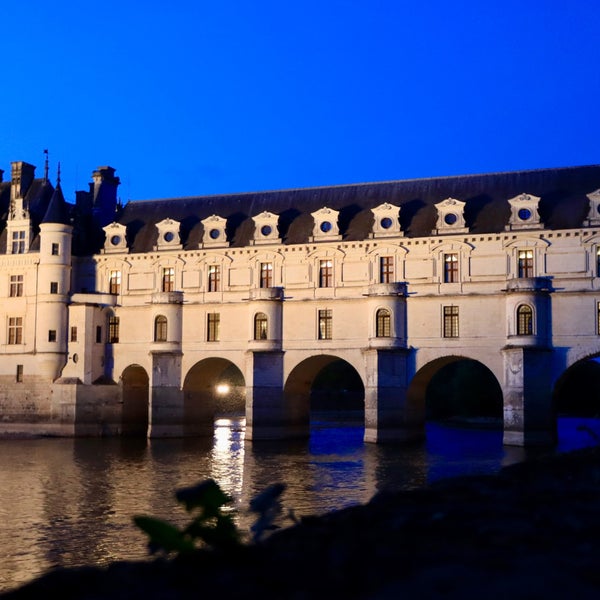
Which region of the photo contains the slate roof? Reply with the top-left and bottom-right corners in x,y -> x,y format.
115,165 -> 600,254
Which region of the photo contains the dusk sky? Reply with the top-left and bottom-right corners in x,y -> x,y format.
1,0 -> 598,204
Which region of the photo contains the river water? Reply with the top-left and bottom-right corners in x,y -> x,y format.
0,415 -> 598,593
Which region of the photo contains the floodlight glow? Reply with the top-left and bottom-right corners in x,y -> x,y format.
216,384 -> 230,395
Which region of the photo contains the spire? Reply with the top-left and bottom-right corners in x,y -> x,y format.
41,168 -> 71,225
57,161 -> 61,185
43,149 -> 49,182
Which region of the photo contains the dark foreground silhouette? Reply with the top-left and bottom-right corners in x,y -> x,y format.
3,444 -> 600,599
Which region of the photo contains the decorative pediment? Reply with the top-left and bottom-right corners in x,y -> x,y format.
585,189 -> 600,226
370,202 -> 402,238
434,198 -> 468,234
251,211 -> 280,245
310,206 -> 341,242
201,214 -> 228,248
505,193 -> 543,231
155,218 -> 182,250
102,222 -> 128,253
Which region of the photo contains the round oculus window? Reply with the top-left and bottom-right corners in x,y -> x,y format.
110,235 -> 121,245
209,229 -> 220,240
320,221 -> 332,233
163,231 -> 175,242
518,208 -> 532,221
261,225 -> 272,237
380,217 -> 393,229
444,213 -> 458,225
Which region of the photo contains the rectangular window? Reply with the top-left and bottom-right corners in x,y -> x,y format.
597,249 -> 600,277
50,281 -> 59,294
96,326 -> 102,343
162,267 -> 175,292
319,259 -> 333,288
207,313 -> 220,341
597,302 -> 600,336
48,330 -> 57,342
379,256 -> 394,283
443,253 -> 458,283
8,317 -> 23,345
318,309 -> 332,340
109,270 -> 121,295
16,364 -> 23,383
108,316 -> 120,343
443,305 -> 459,338
70,326 -> 78,342
51,243 -> 59,256
260,262 -> 273,288
518,249 -> 534,278
208,265 -> 221,292
11,231 -> 25,254
9,275 -> 23,297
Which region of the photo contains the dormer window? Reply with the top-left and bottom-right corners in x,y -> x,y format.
102,222 -> 128,253
251,211 -> 280,245
505,193 -> 543,230
155,218 -> 182,250
434,198 -> 468,235
11,230 -> 25,254
310,207 -> 341,242
201,215 -> 228,247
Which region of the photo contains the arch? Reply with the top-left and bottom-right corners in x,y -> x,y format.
375,308 -> 391,337
183,358 -> 246,436
154,315 -> 167,341
516,304 -> 533,335
553,354 -> 600,417
408,356 -> 503,423
120,364 -> 149,437
254,312 -> 268,340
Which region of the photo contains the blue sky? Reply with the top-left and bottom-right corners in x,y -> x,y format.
1,0 -> 598,203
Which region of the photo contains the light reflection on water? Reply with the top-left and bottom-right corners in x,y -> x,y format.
0,416 -> 597,593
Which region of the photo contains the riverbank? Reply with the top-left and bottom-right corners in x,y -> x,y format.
3,442 -> 600,599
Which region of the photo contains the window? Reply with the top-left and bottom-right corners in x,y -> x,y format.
8,317 -> 23,344
208,265 -> 221,292
518,249 -> 533,278
319,259 -> 333,288
70,326 -> 78,342
443,253 -> 458,283
379,256 -> 394,284
96,326 -> 102,343
318,309 -> 332,340
207,313 -> 220,341
517,304 -> 533,335
48,330 -> 57,342
51,243 -> 59,256
9,275 -> 23,297
16,365 -> 23,383
376,308 -> 391,337
109,270 -> 121,295
597,249 -> 600,277
254,312 -> 268,340
11,231 -> 25,254
50,281 -> 58,294
162,267 -> 175,292
154,315 -> 167,342
598,302 -> 600,335
108,316 -> 120,343
260,262 -> 273,288
443,305 -> 459,338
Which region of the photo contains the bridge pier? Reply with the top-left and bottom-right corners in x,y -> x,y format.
148,350 -> 185,437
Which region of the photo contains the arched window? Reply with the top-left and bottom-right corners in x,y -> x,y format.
154,315 -> 167,342
254,312 -> 268,340
376,308 -> 391,337
516,304 -> 533,335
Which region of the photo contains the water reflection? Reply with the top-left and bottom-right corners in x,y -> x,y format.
0,416 -> 597,593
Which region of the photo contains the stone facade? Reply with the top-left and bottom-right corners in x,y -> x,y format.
1,159 -> 600,445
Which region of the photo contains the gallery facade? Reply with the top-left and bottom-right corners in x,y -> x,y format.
1,159 -> 600,446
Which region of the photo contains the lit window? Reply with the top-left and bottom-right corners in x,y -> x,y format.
162,267 -> 175,292
443,305 -> 459,338
11,231 -> 25,254
517,304 -> 533,335
154,315 -> 167,342
443,253 -> 458,283
9,275 -> 23,297
379,256 -> 394,283
8,317 -> 23,345
108,316 -> 120,343
254,312 -> 268,340
109,270 -> 121,295
518,250 -> 533,278
260,262 -> 273,288
207,313 -> 220,341
319,260 -> 333,288
376,308 -> 391,337
318,309 -> 332,340
208,265 -> 221,292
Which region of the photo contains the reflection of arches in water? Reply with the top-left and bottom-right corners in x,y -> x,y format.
408,356 -> 503,422
554,356 -> 600,417
121,364 -> 149,437
183,358 -> 246,436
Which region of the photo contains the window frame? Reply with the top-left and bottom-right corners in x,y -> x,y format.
260,262 -> 273,288
319,259 -> 333,288
443,253 -> 459,283
207,312 -> 220,341
379,256 -> 394,284
254,312 -> 268,340
154,315 -> 168,342
11,230 -> 25,254
376,308 -> 391,337
516,304 -> 533,336
208,265 -> 221,292
162,267 -> 175,292
109,270 -> 121,295
108,316 -> 120,344
8,317 -> 23,345
518,249 -> 534,278
9,274 -> 23,297
442,305 -> 459,338
318,309 -> 332,340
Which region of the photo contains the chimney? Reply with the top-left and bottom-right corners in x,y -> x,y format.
91,166 -> 120,226
0,168 -> 4,182
11,161 -> 36,200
